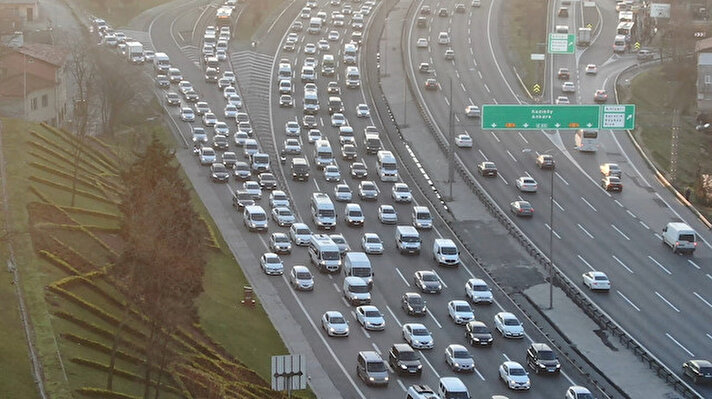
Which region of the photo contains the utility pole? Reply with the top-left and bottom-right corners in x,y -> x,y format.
448,77 -> 455,200
402,83 -> 407,127
670,108 -> 680,183
548,167 -> 554,309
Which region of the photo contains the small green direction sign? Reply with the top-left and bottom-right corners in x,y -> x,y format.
548,33 -> 575,54
481,104 -> 636,130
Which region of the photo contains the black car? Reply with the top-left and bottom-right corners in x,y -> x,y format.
291,157 -> 310,181
388,344 -> 423,376
183,89 -> 199,103
465,321 -> 493,347
401,292 -> 427,316
683,359 -> 712,384
413,271 -> 442,294
155,74 -> 170,88
210,163 -> 230,183
341,144 -> 357,160
232,190 -> 255,210
258,172 -> 278,190
350,162 -> 368,179
526,343 -> 561,374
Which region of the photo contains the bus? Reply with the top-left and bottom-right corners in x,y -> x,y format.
575,129 -> 598,152
216,6 -> 235,28
616,21 -> 635,41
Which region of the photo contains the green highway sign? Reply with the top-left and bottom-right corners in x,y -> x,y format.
548,33 -> 575,54
481,104 -> 636,130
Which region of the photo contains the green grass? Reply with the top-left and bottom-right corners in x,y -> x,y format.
235,0 -> 289,43
621,65 -> 712,217
76,0 -> 174,27
501,0 -> 548,95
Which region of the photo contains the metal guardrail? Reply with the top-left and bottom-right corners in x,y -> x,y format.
383,1 -> 703,398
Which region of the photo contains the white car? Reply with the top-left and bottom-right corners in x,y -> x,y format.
202,112 -> 218,127
328,30 -> 340,41
499,361 -> 531,390
334,183 -> 353,202
227,94 -> 243,108
584,64 -> 597,75
445,344 -> 475,373
223,86 -> 237,99
224,104 -> 238,119
465,105 -> 481,118
242,181 -> 262,200
356,103 -> 370,118
304,57 -> 317,68
358,181 -> 379,200
199,146 -> 217,165
356,305 -> 385,331
195,102 -> 211,116
361,233 -> 384,254
345,203 -> 365,226
289,223 -> 312,246
402,323 -> 434,349
178,80 -> 193,94
318,39 -> 330,51
494,312 -> 524,338
562,82 -> 576,93
377,205 -> 398,224
213,122 -> 230,136
308,129 -> 322,143
283,138 -> 302,155
269,232 -> 292,254
271,207 -> 296,227
304,82 -> 318,92
180,107 -> 195,122
289,265 -> 314,291
279,79 -> 292,94
323,164 -> 341,182
331,112 -> 347,127
417,38 -> 428,48
260,252 -> 284,275
455,134 -> 473,148
321,311 -> 349,337
285,121 -> 301,136
234,131 -> 249,146
304,43 -> 317,54
583,271 -> 610,291
566,386 -> 594,399
555,96 -> 569,104
448,300 -> 475,325
465,278 -> 493,304
215,49 -> 227,61
515,177 -> 538,193
222,70 -> 236,84
391,183 -> 413,203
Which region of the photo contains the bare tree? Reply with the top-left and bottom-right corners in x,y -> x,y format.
95,52 -> 138,136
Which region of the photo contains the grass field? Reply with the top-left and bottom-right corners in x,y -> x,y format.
619,65 -> 712,218
501,0 -> 548,95
0,117 -> 309,398
235,0 -> 289,43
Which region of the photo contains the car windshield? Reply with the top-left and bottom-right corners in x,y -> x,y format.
366,362 -> 386,372
455,305 -> 470,312
297,228 -> 310,235
350,285 -> 369,293
398,351 -> 418,361
251,214 -> 266,221
320,210 -> 335,217
278,209 -> 291,216
471,326 -> 488,333
366,236 -> 380,244
296,272 -> 311,279
396,186 -> 408,192
412,328 -> 428,336
323,251 -> 340,260
363,184 -> 376,190
472,284 -> 488,291
213,165 -> 227,173
595,276 -> 608,281
403,236 -> 419,243
453,350 -> 471,359
338,186 -> 350,192
330,316 -> 345,324
349,211 -> 362,217
538,350 -> 556,360
275,236 -> 289,243
422,274 -> 437,281
408,297 -> 423,305
441,247 -> 457,255
510,367 -> 526,376
381,208 -> 395,214
265,256 -> 279,263
575,394 -> 594,399
365,310 -> 381,318
504,318 -> 520,326
680,233 -> 696,243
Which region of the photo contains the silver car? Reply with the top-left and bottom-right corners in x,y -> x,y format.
290,223 -> 312,246
260,252 -> 284,276
358,181 -> 379,200
271,206 -> 296,227
445,344 -> 475,373
334,184 -> 352,202
356,305 -> 385,331
269,232 -> 292,254
361,233 -> 384,255
321,311 -> 349,337
290,265 -> 314,291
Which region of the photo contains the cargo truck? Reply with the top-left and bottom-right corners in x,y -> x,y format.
126,41 -> 145,64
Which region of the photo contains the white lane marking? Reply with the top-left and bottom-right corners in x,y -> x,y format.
395,267 -> 411,286
342,297 -> 350,307
654,233 -> 662,241
614,199 -> 624,208
666,333 -> 695,357
502,353 -> 511,362
655,291 -> 680,312
611,224 -> 630,240
555,172 -> 569,185
577,254 -> 595,271
577,224 -> 594,239
419,352 -> 441,379
351,311 -> 371,338
580,197 -> 597,212
518,132 -> 529,143
371,342 -> 381,355
612,255 -> 634,274
444,96 -> 450,106
478,149 -> 487,160
497,172 -> 509,185
490,131 -> 500,142
693,292 -> 712,309
617,291 -> 641,312
688,260 -> 701,270
626,210 -> 636,219
460,82 -> 467,92
708,274 -> 712,281
553,199 -> 564,212
333,282 -> 341,292
431,269 -> 448,288
505,150 -> 517,162
474,368 -> 486,381
386,305 -> 403,328
639,220 -> 650,229
544,224 -> 562,240
428,309 -> 443,328
707,333 -> 712,342
477,70 -> 482,79
397,379 -> 407,392
648,256 -> 672,275
483,83 -> 490,93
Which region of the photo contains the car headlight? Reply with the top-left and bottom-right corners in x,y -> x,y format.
454,362 -> 460,367
539,364 -> 546,368
328,327 -> 335,332
417,364 -> 422,369
400,364 -> 407,369
471,336 -> 480,341
368,377 -> 374,381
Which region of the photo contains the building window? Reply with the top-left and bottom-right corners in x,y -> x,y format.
31,97 -> 38,111
42,94 -> 48,107
706,75 -> 712,85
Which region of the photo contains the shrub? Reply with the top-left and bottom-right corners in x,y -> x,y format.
75,387 -> 140,399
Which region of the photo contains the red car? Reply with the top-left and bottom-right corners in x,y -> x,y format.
594,89 -> 608,103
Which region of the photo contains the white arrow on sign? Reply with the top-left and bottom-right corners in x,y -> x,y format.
586,123 -> 593,127
491,123 -> 497,127
554,123 -> 561,128
523,123 -> 529,128
626,114 -> 632,120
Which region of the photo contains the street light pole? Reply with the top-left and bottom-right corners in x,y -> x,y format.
448,77 -> 454,199
548,167 -> 554,309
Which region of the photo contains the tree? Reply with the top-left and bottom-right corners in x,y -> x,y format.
108,137 -> 207,397
95,52 -> 138,135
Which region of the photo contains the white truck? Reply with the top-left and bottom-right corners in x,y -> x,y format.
126,41 -> 145,64
577,27 -> 591,47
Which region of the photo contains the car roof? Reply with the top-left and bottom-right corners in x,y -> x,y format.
439,377 -> 467,389
530,342 -> 552,352
325,310 -> 343,318
503,360 -> 522,368
392,343 -> 413,352
450,300 -> 469,306
292,265 -> 310,272
447,343 -> 468,351
359,351 -> 382,361
498,311 -> 516,318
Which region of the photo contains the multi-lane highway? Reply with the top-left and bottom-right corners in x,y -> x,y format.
404,0 -> 712,397
117,0 -> 618,397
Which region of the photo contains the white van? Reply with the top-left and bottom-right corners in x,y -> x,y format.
434,238 -> 459,266
243,205 -> 268,232
377,150 -> 398,182
301,65 -> 316,82
438,32 -> 450,45
243,139 -> 259,158
153,52 -> 171,73
309,234 -> 341,272
278,62 -> 292,80
438,377 -> 471,399
662,222 -> 697,254
343,276 -> 371,305
412,206 -> 433,229
346,66 -> 360,88
395,225 -> 421,254
321,54 -> 336,76
343,252 -> 373,287
613,34 -> 627,53
339,126 -> 355,145
308,16 -> 323,34
310,192 -> 336,229
314,139 -> 334,169
555,25 -> 569,34
304,91 -> 320,114
344,43 -> 358,64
